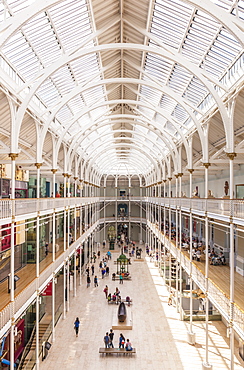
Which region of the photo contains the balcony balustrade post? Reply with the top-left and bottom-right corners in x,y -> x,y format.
202,163 -> 212,369
63,262 -> 66,319
52,211 -> 56,262
9,154 -> 16,370
52,274 -> 56,342
227,152 -> 236,370
74,251 -> 77,298
51,169 -> 57,198
66,258 -> 70,312
64,208 -> 67,252
35,293 -> 40,370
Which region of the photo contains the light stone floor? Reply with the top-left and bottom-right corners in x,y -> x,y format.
40,248 -> 244,370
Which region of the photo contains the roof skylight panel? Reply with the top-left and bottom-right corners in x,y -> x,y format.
56,105 -> 73,122
67,96 -> 86,115
4,0 -> 29,13
36,78 -> 61,107
51,65 -> 76,96
160,95 -> 177,111
173,104 -> 189,122
211,0 -> 233,11
235,1 -> 244,20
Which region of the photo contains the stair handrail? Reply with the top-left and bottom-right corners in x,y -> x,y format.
17,325 -> 36,370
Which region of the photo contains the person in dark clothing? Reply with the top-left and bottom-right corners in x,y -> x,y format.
106,266 -> 109,276
94,275 -> 98,287
104,332 -> 110,348
74,317 -> 80,337
87,275 -> 91,288
91,264 -> 94,275
109,329 -> 114,348
119,333 -> 125,348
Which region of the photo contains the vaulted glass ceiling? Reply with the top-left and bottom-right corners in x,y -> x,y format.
0,0 -> 243,177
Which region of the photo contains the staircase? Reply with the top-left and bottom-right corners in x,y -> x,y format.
18,323 -> 49,370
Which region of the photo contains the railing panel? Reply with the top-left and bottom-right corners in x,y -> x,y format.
0,199 -> 12,219
148,221 -> 244,339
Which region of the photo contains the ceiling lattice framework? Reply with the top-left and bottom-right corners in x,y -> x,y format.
0,0 -> 244,180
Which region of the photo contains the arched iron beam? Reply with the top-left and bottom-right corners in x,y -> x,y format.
68,129 -> 173,175
1,0 -> 243,48
38,78 -> 205,156
54,99 -> 191,168
85,141 -> 162,178
13,43 -> 229,151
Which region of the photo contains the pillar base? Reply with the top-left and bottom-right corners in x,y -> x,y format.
187,331 -> 196,345
202,362 -> 212,370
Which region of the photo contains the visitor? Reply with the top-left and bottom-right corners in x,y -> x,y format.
109,329 -> 114,348
168,290 -> 174,306
45,242 -> 49,257
106,266 -> 109,276
94,275 -> 98,287
119,273 -> 123,284
74,317 -> 80,337
125,339 -> 133,351
107,293 -> 111,302
91,264 -> 94,275
87,275 -> 91,288
119,333 -> 126,348
103,285 -> 108,299
104,332 -> 110,348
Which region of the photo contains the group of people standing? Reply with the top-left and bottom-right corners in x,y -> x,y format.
104,331 -> 132,351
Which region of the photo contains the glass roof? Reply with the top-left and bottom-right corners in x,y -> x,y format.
0,0 -> 243,178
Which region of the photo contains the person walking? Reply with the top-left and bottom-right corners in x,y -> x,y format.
119,333 -> 125,348
109,329 -> 114,348
106,266 -> 109,276
74,317 -> 80,337
94,275 -> 98,287
87,275 -> 91,288
103,285 -> 108,299
102,268 -> 106,279
91,264 -> 94,275
104,332 -> 110,348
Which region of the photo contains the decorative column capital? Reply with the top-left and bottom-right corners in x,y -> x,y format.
79,179 -> 83,183
226,152 -> 236,160
178,173 -> 183,177
9,153 -> 18,161
66,174 -> 71,179
163,179 -> 167,183
35,163 -> 42,169
62,173 -> 67,177
51,169 -> 57,174
175,174 -> 179,179
202,163 -> 211,169
168,177 -> 172,181
188,169 -> 194,174
74,177 -> 78,181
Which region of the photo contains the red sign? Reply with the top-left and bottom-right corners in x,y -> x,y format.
41,281 -> 52,296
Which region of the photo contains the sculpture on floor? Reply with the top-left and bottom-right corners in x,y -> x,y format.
118,302 -> 127,322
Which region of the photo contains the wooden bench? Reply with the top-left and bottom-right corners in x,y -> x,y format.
99,348 -> 136,356
112,275 -> 131,281
108,298 -> 132,305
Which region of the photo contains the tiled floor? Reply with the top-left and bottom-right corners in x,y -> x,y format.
40,248 -> 244,370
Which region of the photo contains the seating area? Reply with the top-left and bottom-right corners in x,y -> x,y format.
99,348 -> 136,356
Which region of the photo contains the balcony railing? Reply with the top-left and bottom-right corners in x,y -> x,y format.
148,221 -> 244,340
0,221 -> 98,337
1,196 -> 244,222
